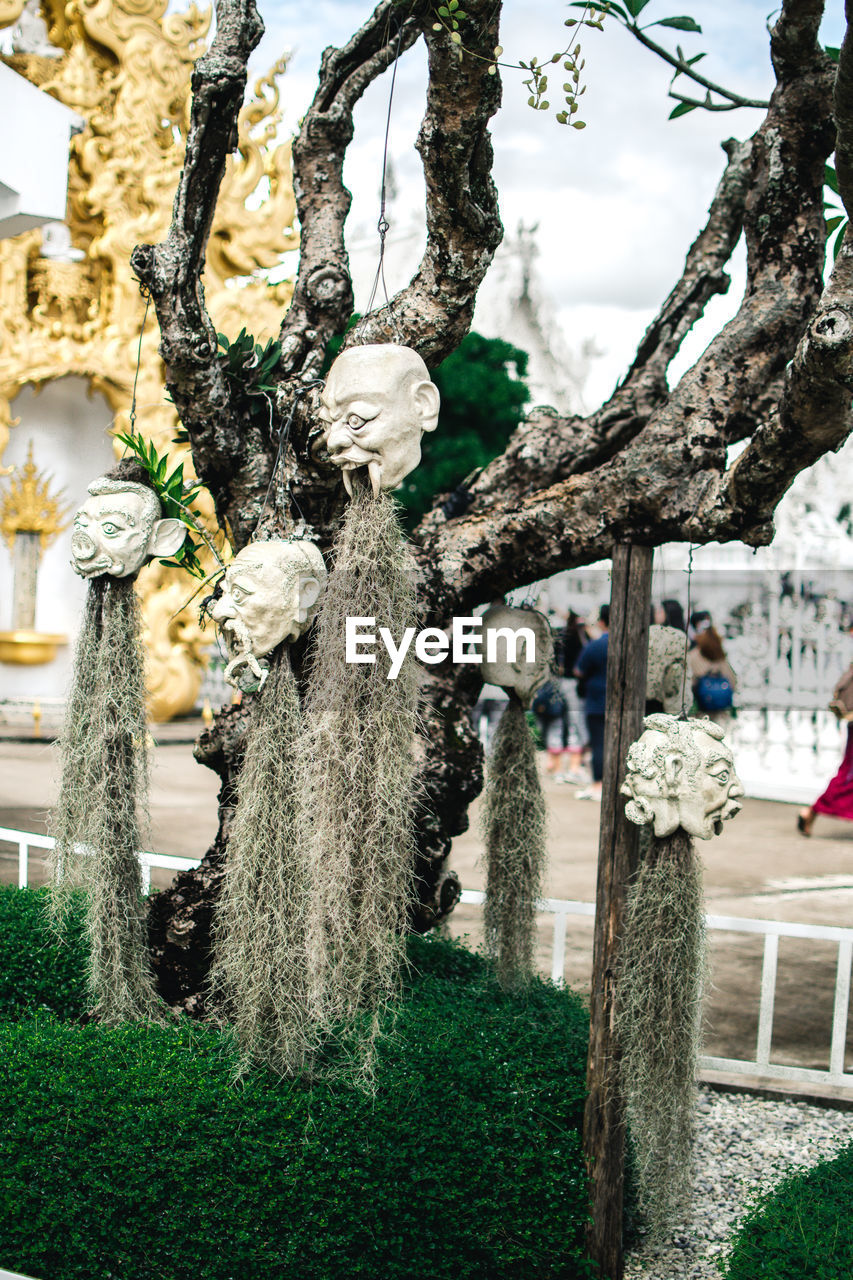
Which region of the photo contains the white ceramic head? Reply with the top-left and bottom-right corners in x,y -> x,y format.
319,343 -> 440,496
70,477 -> 186,578
210,539 -> 327,689
480,605 -> 553,707
646,625 -> 688,715
620,713 -> 744,841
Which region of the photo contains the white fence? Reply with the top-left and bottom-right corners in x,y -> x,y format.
3,828 -> 852,1094
725,590 -> 853,804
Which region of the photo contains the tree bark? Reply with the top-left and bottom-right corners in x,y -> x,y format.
136,0 -> 853,1009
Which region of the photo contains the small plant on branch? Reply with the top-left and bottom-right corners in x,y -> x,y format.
114,430 -> 212,579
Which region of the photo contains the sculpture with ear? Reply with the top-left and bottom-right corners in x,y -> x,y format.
616,714 -> 744,1235
207,536 -> 329,1076
291,344 -> 439,1070
210,538 -> 327,693
50,459 -> 190,1023
479,605 -> 553,989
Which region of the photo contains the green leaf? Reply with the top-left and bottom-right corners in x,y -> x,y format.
825,163 -> 840,195
668,100 -> 698,118
825,215 -> 845,233
686,52 -> 706,65
825,45 -> 840,62
571,120 -> 587,129
832,222 -> 847,260
653,16 -> 702,32
216,333 -> 229,350
625,0 -> 652,16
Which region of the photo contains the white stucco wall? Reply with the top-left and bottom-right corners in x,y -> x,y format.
0,377 -> 115,702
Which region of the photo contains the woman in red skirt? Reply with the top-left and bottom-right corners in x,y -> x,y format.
799,664 -> 853,835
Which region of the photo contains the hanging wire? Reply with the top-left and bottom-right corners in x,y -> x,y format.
123,285 -> 151,449
358,20 -> 405,343
679,544 -> 695,718
253,379 -> 325,535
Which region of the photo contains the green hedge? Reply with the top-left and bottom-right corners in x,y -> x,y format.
722,1141 -> 853,1279
0,913 -> 593,1280
0,885 -> 87,1020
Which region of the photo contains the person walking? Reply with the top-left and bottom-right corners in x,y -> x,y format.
688,625 -> 737,729
574,605 -> 609,801
798,663 -> 853,836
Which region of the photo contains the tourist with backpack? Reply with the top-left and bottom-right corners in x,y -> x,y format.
688,626 -> 737,728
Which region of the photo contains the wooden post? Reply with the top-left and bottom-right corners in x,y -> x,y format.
583,542 -> 653,1279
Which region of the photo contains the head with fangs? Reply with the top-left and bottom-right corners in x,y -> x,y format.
319,343 -> 441,496
210,539 -> 327,691
70,459 -> 186,579
620,713 -> 744,840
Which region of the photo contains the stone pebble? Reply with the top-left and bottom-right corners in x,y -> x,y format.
623,1087 -> 853,1279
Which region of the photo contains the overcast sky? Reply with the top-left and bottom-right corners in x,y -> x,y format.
251,1 -> 843,407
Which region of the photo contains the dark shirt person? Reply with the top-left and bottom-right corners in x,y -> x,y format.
574,605 -> 610,799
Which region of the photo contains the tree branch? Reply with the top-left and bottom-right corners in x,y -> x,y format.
131,0 -> 266,535
349,1 -> 504,363
413,0 -> 838,617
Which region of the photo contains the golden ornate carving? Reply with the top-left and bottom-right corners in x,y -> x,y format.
0,439 -> 71,552
0,0 -> 298,718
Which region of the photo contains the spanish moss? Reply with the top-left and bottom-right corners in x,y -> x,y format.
208,649 -> 319,1077
481,695 -> 547,989
48,576 -> 163,1023
296,481 -> 419,1078
616,829 -> 707,1237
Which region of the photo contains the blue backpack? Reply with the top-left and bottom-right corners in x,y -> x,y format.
694,672 -> 733,712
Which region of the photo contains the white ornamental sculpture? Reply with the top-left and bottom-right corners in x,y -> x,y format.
620,713 -> 744,839
616,711 -> 744,1232
210,538 -> 328,692
480,604 -> 554,707
319,343 -> 440,495
70,476 -> 186,578
646,624 -> 688,716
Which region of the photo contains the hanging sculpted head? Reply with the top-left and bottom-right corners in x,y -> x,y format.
646,624 -> 688,714
210,539 -> 327,690
480,605 -> 554,707
319,343 -> 441,496
621,713 -> 744,840
70,470 -> 186,579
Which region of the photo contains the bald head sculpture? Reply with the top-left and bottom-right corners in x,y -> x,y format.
480,605 -> 554,708
319,343 -> 440,496
210,539 -> 328,691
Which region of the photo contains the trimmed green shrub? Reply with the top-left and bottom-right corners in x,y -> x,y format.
0,930 -> 593,1280
722,1140 -> 853,1279
0,886 -> 87,1020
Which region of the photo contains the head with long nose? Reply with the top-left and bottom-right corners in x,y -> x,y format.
70,478 -> 185,579
210,539 -> 327,666
319,344 -> 440,496
621,714 -> 744,840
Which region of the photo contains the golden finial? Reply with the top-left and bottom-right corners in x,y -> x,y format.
0,440 -> 72,555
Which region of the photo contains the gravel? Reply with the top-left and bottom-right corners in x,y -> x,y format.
623,1087 -> 853,1279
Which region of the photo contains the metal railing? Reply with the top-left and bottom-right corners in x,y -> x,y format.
0,827 -> 200,895
4,828 -> 852,1091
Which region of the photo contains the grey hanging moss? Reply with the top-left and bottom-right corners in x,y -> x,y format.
481,695 -> 548,989
615,828 -> 708,1237
208,648 -> 319,1077
48,576 -> 164,1023
295,481 -> 419,1077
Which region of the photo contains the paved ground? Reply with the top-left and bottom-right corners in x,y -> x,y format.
3,734 -> 853,1081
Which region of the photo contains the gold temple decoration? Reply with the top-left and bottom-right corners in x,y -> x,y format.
0,439 -> 71,552
0,0 -> 299,717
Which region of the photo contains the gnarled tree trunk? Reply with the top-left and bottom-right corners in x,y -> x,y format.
134,0 -> 853,1010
